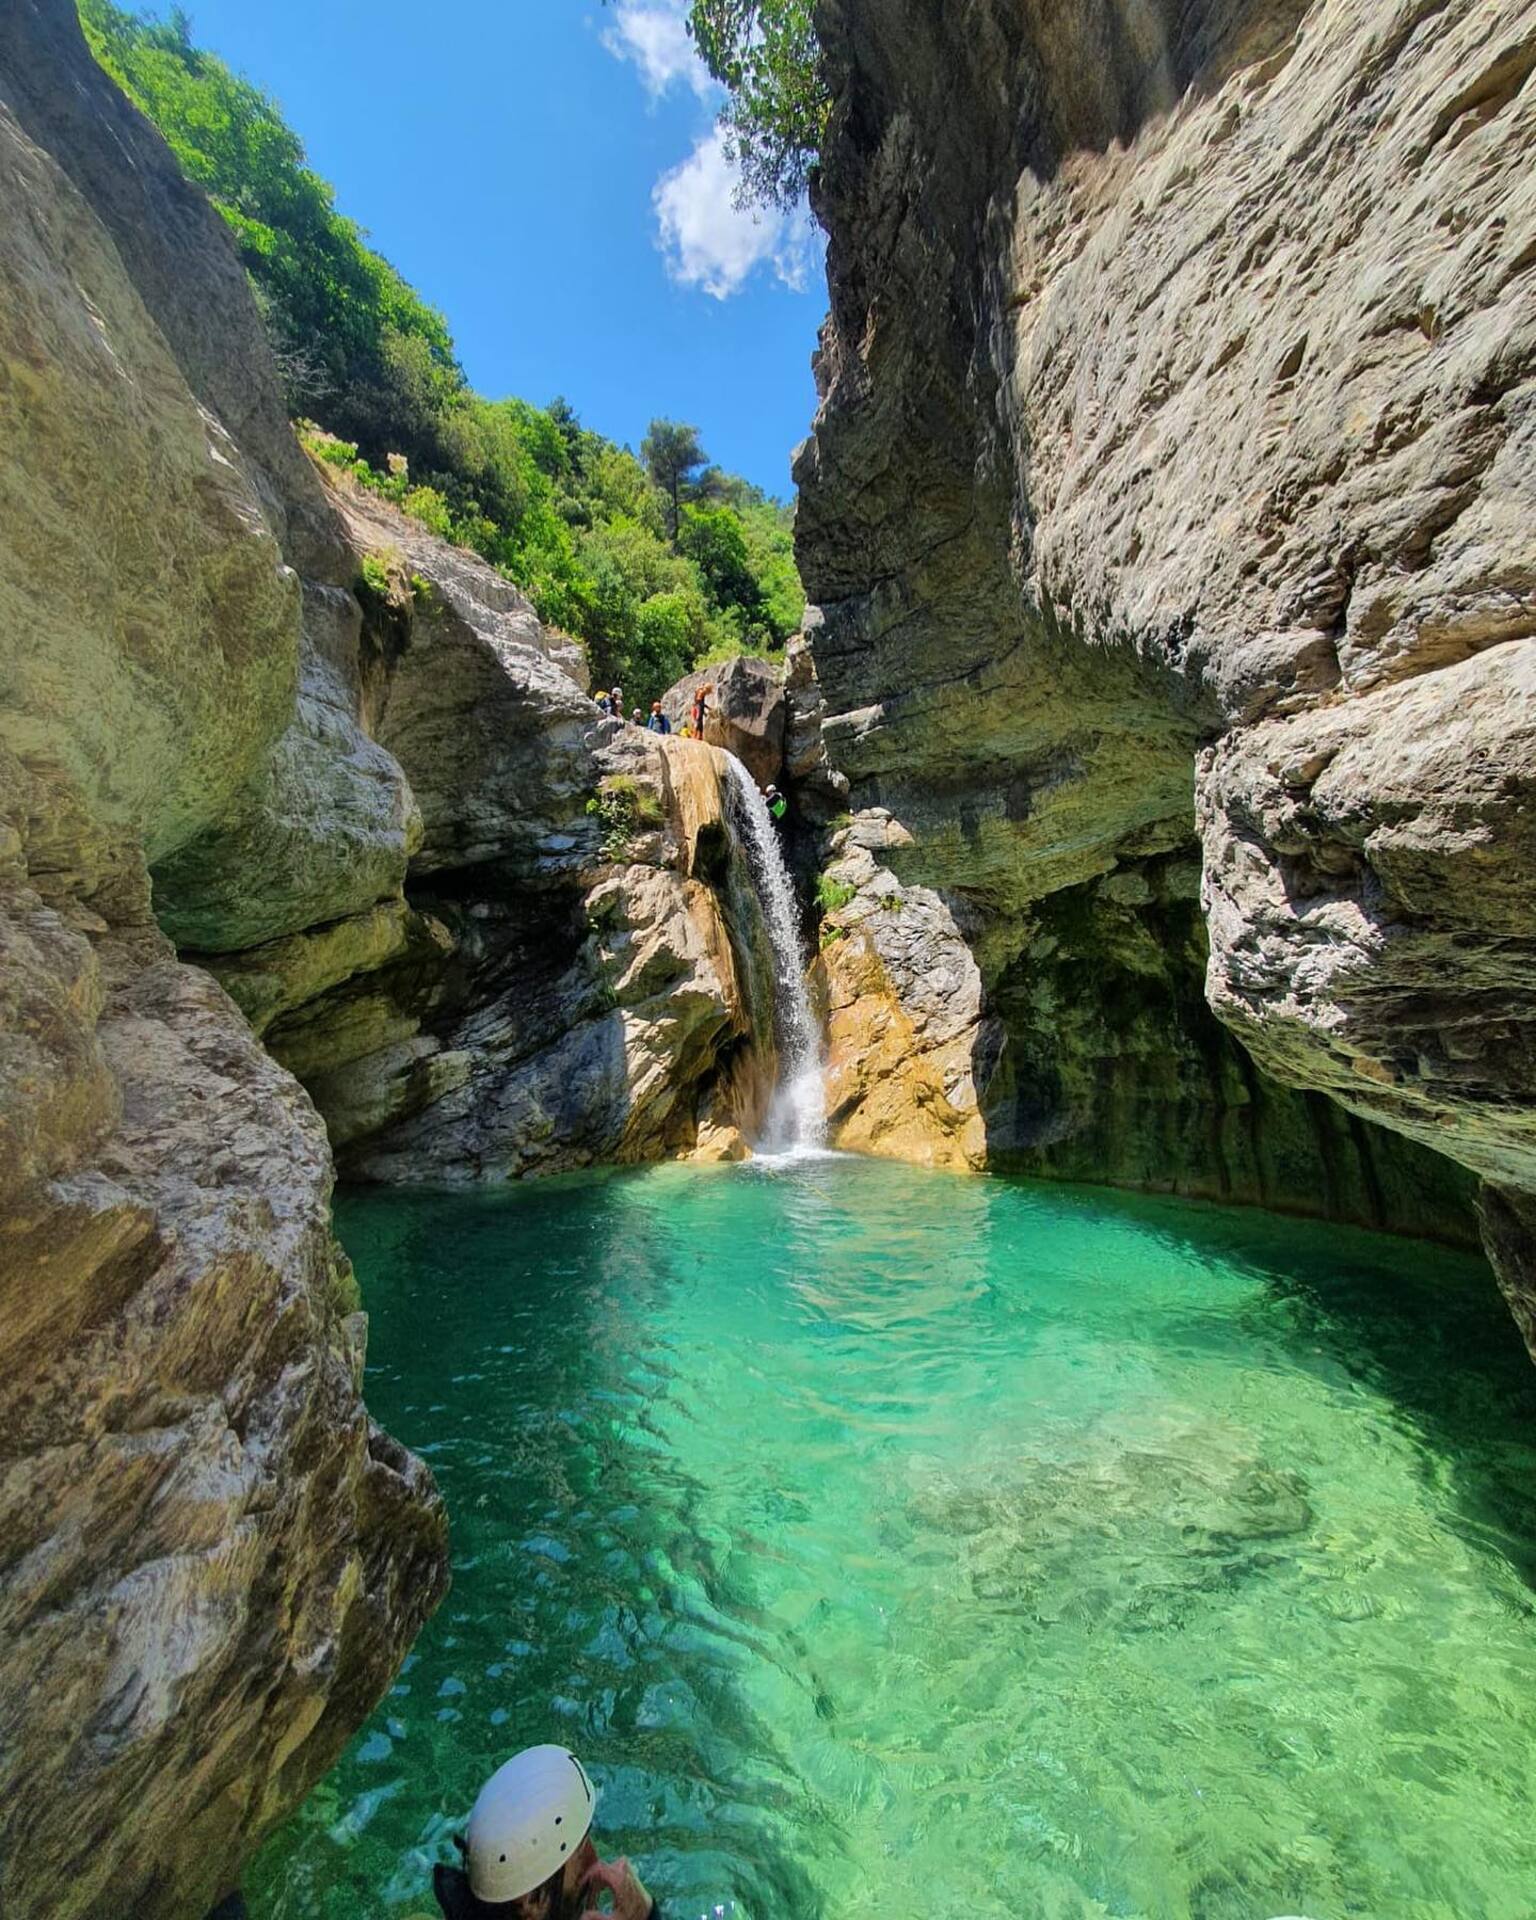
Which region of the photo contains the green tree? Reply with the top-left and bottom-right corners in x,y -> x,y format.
640,419 -> 707,544
741,503 -> 805,637
79,0 -> 460,451
81,1 -> 807,699
633,588 -> 708,692
687,1 -> 828,209
679,504 -> 759,617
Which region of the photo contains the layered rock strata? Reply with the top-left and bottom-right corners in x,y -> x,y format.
0,5 -> 448,1913
812,812 -> 989,1170
204,480 -> 776,1181
798,0 -> 1533,1275
0,3 -> 781,1904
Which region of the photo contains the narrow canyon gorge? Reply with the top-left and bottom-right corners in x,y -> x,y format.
2,0 -> 1534,1913
797,0 -> 1536,1284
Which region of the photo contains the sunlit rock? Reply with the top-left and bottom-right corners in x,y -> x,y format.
0,6 -> 448,1912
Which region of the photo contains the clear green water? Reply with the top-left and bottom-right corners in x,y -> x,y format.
251,1158 -> 1536,1920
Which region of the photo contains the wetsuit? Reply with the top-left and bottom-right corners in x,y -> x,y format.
433,1863 -> 661,1919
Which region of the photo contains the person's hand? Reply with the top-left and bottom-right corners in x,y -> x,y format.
578,1853 -> 653,1920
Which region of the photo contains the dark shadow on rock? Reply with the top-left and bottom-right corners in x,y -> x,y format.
972,849 -> 1482,1245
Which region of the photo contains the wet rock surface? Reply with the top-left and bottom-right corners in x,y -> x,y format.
812,814 -> 990,1170
798,0 -> 1533,1297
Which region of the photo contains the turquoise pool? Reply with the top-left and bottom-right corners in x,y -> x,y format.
251,1158 -> 1536,1920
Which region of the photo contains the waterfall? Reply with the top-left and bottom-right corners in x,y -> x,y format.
723,758 -> 826,1153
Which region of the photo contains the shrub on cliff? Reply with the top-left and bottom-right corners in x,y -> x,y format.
79,0 -> 458,443
688,0 -> 828,209
815,874 -> 858,914
587,775 -> 665,862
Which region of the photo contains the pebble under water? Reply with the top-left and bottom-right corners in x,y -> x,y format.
250,1158 -> 1536,1920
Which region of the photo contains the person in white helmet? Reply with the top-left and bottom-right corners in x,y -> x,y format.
432,1744 -> 657,1920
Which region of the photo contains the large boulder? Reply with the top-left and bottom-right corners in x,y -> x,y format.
662,655 -> 787,785
0,9 -> 447,1916
799,0 -> 1533,1298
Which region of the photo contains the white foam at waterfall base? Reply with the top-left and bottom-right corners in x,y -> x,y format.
723,758 -> 829,1157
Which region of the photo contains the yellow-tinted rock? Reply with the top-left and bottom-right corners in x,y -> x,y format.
817,928 -> 985,1172
799,0 -> 1529,1298
661,656 -> 786,786
690,1122 -> 753,1163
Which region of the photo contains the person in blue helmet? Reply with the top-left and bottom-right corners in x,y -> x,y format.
432,1745 -> 658,1920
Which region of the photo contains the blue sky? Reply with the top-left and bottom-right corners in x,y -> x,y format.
167,0 -> 826,497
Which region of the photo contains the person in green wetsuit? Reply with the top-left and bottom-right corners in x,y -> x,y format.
763,783 -> 787,821
432,1745 -> 658,1920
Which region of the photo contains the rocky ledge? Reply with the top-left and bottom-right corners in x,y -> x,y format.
662,654 -> 788,786
199,476 -> 776,1183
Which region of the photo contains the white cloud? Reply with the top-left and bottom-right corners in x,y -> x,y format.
601,0 -> 712,99
600,5 -> 819,300
653,128 -> 818,299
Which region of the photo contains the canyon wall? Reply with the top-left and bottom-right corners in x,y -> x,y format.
797,0 -> 1534,1283
0,6 -> 448,1912
0,2 -> 772,1912
200,478 -> 776,1183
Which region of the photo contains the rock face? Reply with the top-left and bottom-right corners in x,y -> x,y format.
208,479 -> 776,1182
0,6 -> 776,1905
797,0 -> 1533,1278
662,655 -> 788,785
812,813 -> 989,1170
0,5 -> 448,1915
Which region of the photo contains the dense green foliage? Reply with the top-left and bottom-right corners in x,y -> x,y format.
688,0 -> 828,209
79,0 -> 804,702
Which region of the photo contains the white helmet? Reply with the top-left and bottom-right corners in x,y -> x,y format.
466,1744 -> 596,1903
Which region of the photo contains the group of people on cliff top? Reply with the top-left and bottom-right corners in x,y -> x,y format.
594,684 -> 712,738
589,682 -> 785,821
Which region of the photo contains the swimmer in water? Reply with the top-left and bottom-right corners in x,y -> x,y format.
432,1745 -> 657,1920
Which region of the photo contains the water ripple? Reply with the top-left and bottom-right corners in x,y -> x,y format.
252,1161 -> 1536,1920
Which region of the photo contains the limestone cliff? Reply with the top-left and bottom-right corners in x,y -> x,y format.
199,476 -> 776,1181
797,0 -> 1533,1284
0,4 -> 448,1914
